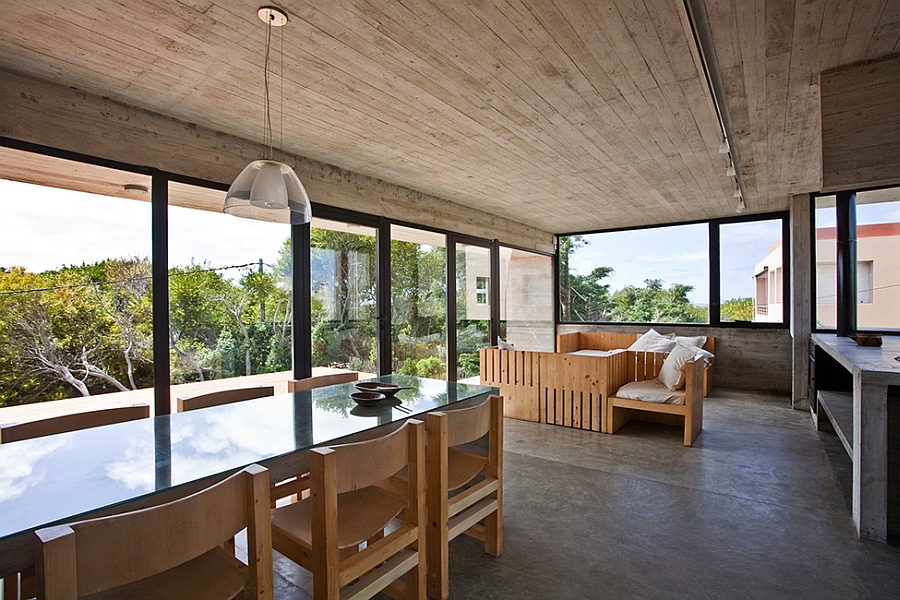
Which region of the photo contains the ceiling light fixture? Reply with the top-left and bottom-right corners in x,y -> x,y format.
726,163 -> 736,177
224,6 -> 312,224
718,139 -> 729,154
735,196 -> 746,214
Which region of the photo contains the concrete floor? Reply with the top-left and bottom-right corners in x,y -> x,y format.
269,388 -> 900,599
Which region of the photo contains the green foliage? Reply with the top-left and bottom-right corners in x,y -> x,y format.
0,252 -> 296,405
611,279 -> 702,323
722,297 -> 754,322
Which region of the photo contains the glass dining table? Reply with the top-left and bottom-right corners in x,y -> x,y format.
0,375 -> 498,577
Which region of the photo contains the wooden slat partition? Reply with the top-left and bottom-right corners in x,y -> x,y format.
480,348 -> 540,422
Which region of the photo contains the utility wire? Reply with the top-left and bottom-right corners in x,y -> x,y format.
0,262 -> 267,296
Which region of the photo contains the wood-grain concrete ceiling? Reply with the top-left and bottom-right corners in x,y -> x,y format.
1,1 -> 898,234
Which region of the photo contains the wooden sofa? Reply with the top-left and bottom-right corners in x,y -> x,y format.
557,331 -> 715,397
480,341 -> 708,444
479,346 -> 624,433
606,351 -> 705,446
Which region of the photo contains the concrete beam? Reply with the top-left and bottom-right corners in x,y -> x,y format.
0,68 -> 554,253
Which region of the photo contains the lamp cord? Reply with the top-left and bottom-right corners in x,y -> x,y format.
263,15 -> 273,160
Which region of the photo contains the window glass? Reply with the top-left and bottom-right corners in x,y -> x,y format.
815,195 -> 837,329
168,182 -> 291,387
720,219 -> 783,323
856,188 -> 900,330
456,243 -> 490,381
390,225 -> 447,379
559,224 -> 709,323
0,155 -> 152,408
310,218 -> 377,373
499,247 -> 555,351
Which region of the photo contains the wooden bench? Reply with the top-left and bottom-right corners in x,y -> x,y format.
557,331 -> 715,397
606,351 -> 704,446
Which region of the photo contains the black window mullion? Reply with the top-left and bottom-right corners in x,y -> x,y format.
292,222 -> 312,380
490,239 -> 501,345
376,218 -> 392,376
151,173 -> 170,416
709,222 -> 721,326
446,234 -> 458,381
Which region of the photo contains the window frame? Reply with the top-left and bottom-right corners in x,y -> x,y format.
556,211 -> 790,329
811,188 -> 900,335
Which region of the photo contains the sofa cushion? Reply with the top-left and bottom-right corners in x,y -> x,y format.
614,379 -> 683,404
658,342 -> 698,391
627,329 -> 676,353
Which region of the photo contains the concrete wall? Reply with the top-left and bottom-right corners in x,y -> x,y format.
557,323 -> 793,395
0,69 -> 554,253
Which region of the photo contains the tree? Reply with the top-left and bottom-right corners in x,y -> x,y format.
722,297 -> 753,322
611,279 -> 701,323
569,266 -> 615,321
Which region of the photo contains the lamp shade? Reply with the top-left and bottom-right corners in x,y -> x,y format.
224,160 -> 312,223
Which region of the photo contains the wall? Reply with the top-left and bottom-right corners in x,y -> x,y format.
821,54 -> 900,192
0,69 -> 554,253
557,323 -> 793,395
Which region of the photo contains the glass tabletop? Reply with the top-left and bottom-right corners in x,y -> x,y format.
0,375 -> 496,541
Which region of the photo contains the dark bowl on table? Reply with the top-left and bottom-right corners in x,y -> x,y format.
350,391 -> 386,407
355,382 -> 401,396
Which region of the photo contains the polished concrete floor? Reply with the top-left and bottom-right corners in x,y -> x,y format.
269,388 -> 900,599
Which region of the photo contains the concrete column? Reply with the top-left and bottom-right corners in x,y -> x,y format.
790,194 -> 811,410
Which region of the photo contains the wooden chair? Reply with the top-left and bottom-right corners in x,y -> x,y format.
0,404 -> 150,444
287,371 -> 358,392
607,351 -> 704,447
271,419 -> 426,600
34,464 -> 273,600
177,385 -> 274,412
425,394 -> 503,600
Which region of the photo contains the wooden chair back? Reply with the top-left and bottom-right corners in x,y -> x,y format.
0,404 -> 150,444
272,419 -> 426,599
35,464 -> 273,600
287,371 -> 358,392
425,395 -> 503,600
177,385 -> 274,412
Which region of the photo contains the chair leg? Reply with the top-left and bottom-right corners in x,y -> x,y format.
484,507 -> 502,557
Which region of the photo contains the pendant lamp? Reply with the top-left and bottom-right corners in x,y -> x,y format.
224,6 -> 312,224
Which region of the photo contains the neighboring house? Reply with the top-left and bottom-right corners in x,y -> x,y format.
753,223 -> 900,328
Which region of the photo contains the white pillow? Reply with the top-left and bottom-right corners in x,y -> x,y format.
614,379 -> 683,404
627,329 -> 676,353
674,335 -> 707,349
657,342 -> 698,391
498,339 -> 515,350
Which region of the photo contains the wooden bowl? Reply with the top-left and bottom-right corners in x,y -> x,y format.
350,391 -> 386,406
851,334 -> 882,347
355,382 -> 401,396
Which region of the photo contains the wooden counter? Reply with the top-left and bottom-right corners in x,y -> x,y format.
811,333 -> 900,542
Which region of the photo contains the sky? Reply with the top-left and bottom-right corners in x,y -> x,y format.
0,179 -> 289,280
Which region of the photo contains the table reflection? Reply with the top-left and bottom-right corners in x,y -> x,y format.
0,375 -> 495,542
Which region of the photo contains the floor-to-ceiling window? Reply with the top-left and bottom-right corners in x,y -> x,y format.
0,152 -> 152,408
390,225 -> 447,378
167,182 -> 292,386
856,187 -> 900,331
455,241 -> 492,381
310,218 -> 377,374
499,246 -> 554,351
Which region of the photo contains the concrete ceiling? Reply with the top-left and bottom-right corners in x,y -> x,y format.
1,0 -> 898,234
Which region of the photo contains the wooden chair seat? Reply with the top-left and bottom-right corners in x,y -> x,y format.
82,546 -> 247,600
271,486 -> 406,551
